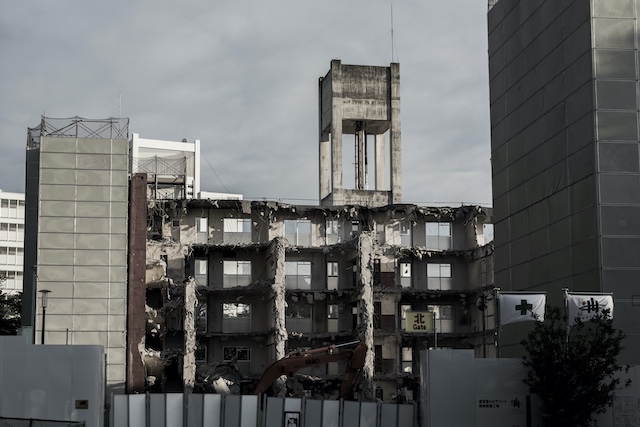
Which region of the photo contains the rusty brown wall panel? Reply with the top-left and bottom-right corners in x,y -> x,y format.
126,173 -> 147,393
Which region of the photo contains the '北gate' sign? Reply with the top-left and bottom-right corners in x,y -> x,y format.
405,311 -> 434,332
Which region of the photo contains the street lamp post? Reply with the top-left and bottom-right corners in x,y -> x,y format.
39,289 -> 50,344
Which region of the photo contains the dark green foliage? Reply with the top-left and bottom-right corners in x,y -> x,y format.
0,291 -> 21,335
521,306 -> 630,427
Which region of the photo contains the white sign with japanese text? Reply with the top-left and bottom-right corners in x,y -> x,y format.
405,311 -> 434,333
476,395 -> 527,427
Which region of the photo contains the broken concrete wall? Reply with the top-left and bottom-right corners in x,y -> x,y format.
357,232 -> 375,400
144,237 -> 191,392
183,277 -> 196,393
146,200 -> 492,401
270,237 -> 287,360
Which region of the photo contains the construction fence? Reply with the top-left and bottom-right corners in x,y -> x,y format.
0,418 -> 84,427
111,393 -> 415,427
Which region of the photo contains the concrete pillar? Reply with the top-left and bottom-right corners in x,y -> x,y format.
126,173 -> 147,393
183,277 -> 196,393
319,138 -> 331,200
270,237 -> 287,360
389,63 -> 402,204
357,233 -> 375,400
356,124 -> 366,190
330,60 -> 343,194
319,75 -> 331,201
374,134 -> 386,191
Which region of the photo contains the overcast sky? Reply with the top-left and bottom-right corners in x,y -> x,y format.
1,1 -> 492,206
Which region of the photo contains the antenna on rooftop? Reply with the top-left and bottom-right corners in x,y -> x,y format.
119,94 -> 122,118
391,4 -> 395,62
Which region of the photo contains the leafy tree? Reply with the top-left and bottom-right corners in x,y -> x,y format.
521,306 -> 630,427
0,291 -> 21,335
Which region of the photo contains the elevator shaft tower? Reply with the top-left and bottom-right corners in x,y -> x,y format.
319,60 -> 402,207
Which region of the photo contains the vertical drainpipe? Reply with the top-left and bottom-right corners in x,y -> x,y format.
357,232 -> 375,400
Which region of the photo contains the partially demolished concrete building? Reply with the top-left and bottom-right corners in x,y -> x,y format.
23,61 -> 495,404
132,61 -> 495,403
138,197 -> 494,402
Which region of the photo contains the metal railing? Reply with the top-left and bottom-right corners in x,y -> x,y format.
0,418 -> 85,427
132,155 -> 188,177
27,116 -> 129,149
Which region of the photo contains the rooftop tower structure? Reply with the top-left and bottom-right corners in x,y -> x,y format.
319,60 -> 402,207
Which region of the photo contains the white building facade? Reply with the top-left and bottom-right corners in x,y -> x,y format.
0,190 -> 25,294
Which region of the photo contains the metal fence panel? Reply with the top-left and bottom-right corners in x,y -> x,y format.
149,394 -> 165,427
321,400 -> 339,427
359,402 -> 377,427
0,418 -> 85,427
239,396 -> 257,427
187,394 -> 203,427
202,394 -> 221,427
110,394 -> 416,427
128,394 -> 145,427
166,394 -> 183,427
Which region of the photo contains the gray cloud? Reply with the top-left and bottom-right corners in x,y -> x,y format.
0,0 -> 492,206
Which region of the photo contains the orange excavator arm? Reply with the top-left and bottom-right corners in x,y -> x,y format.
250,341 -> 367,398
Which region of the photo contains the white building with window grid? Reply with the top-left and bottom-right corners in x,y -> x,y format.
0,190 -> 25,294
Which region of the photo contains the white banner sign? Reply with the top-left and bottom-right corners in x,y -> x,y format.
476,395 -> 528,427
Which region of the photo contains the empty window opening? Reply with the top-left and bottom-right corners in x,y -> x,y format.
481,223 -> 494,245
222,302 -> 251,333
341,127 -> 391,191
195,217 -> 208,244
327,261 -> 338,290
399,262 -> 412,288
194,258 -> 208,287
325,219 -> 341,245
400,221 -> 412,246
286,300 -> 313,332
285,261 -> 312,290
223,218 -> 252,244
428,305 -> 454,333
223,346 -> 251,375
327,304 -> 339,333
401,347 -> 413,373
285,219 -> 311,246
426,222 -> 452,250
427,263 -> 452,290
223,260 -> 251,288
400,304 -> 412,330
